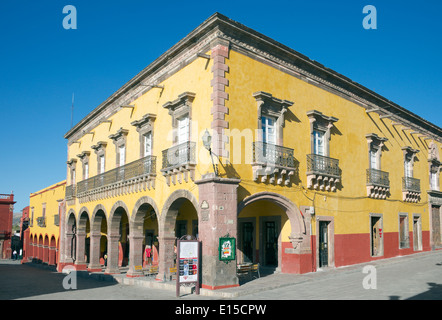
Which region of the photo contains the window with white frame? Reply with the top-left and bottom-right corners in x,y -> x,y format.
404,154 -> 413,178
131,113 -> 156,159
92,141 -> 107,175
313,130 -> 325,156
119,145 -> 126,167
262,116 -> 276,145
99,155 -> 105,174
430,171 -> 438,190
306,110 -> 339,158
144,132 -> 152,156
177,115 -> 189,145
109,128 -> 129,168
84,162 -> 89,179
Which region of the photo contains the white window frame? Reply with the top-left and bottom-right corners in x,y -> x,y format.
262,115 -> 276,145
313,130 -> 325,156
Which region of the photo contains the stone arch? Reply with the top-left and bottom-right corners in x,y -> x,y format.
89,204 -> 108,272
131,196 -> 160,229
65,209 -> 77,264
108,200 -> 130,234
106,200 -> 130,273
66,209 -> 76,232
127,196 -> 160,277
77,206 -> 91,231
91,204 -> 107,226
160,189 -> 199,238
157,189 -> 199,281
238,191 -> 306,238
49,235 -> 57,265
237,192 -> 312,273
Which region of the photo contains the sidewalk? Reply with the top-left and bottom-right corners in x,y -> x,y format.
77,250 -> 442,298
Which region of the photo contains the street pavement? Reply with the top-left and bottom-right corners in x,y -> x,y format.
1,250 -> 442,300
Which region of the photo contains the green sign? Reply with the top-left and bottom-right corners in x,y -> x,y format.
219,237 -> 236,262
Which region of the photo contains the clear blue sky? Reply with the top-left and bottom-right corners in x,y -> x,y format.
1,0 -> 441,212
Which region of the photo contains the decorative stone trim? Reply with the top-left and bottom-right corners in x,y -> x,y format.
131,113 -> 156,158
366,133 -> 390,199
77,151 -> 91,180
91,141 -> 107,174
402,146 -> 421,202
306,110 -> 340,192
252,91 -> 295,185
253,91 -> 293,143
163,92 -> 195,142
210,42 -> 230,158
162,93 -> 196,185
109,128 -> 129,167
76,176 -> 155,204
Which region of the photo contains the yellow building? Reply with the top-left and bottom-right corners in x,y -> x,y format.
27,180 -> 66,266
59,13 -> 442,290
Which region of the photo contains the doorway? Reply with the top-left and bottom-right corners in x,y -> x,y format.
318,221 -> 329,268
239,220 -> 255,264
432,206 -> 441,248
264,221 -> 278,266
371,215 -> 383,257
413,215 -> 422,251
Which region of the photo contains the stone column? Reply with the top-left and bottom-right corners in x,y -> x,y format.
88,231 -> 102,272
156,237 -> 176,281
48,246 -> 56,265
75,231 -> 88,270
105,234 -> 120,274
195,173 -> 240,290
127,234 -> 145,277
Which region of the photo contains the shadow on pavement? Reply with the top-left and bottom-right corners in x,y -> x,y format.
0,262 -> 118,300
389,282 -> 442,300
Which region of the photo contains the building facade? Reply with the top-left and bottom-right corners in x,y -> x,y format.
26,181 -> 65,266
0,193 -> 15,259
59,13 -> 442,290
19,206 -> 30,260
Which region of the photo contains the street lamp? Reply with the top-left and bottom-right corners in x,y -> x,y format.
202,129 -> 219,176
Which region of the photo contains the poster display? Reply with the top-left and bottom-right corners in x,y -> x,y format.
176,239 -> 200,297
178,241 -> 199,283
219,237 -> 236,262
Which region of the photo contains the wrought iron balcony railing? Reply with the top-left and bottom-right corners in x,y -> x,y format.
161,141 -> 196,170
77,155 -> 156,195
306,154 -> 340,178
65,184 -> 76,200
366,168 -> 390,188
252,142 -> 296,168
36,217 -> 46,228
402,176 -> 421,193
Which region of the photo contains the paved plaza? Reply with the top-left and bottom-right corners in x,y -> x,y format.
1,250 -> 442,301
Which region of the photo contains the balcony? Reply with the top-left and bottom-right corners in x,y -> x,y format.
65,185 -> 76,202
306,154 -> 341,192
252,142 -> 297,185
402,176 -> 421,202
36,217 -> 46,228
161,141 -> 196,186
366,168 -> 390,199
76,155 -> 156,203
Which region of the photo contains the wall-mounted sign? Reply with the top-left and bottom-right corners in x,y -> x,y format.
219,237 -> 236,262
201,200 -> 209,209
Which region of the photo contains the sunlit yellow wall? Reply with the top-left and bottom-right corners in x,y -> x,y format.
226,49 -> 440,239
29,181 -> 66,242
66,54 -> 214,221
